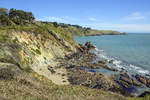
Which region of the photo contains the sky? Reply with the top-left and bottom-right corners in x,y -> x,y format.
0,0 -> 150,33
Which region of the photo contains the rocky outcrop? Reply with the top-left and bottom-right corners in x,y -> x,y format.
0,43 -> 22,69
78,41 -> 95,53
0,27 -> 78,85
68,67 -> 115,90
114,73 -> 142,88
0,63 -> 21,80
135,75 -> 150,87
47,29 -> 72,50
98,60 -> 107,64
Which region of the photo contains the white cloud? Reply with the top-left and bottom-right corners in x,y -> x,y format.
125,12 -> 145,20
36,16 -> 76,23
38,16 -> 68,23
88,17 -> 97,21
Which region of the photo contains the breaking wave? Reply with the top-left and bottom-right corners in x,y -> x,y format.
93,47 -> 150,76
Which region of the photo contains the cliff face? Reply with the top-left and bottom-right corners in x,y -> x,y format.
0,25 -> 78,85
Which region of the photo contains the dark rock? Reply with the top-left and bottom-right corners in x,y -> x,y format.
114,73 -> 142,89
0,62 -> 21,80
136,75 -> 147,85
47,65 -> 56,74
132,79 -> 142,87
109,60 -> 114,63
138,91 -> 150,97
47,29 -> 71,50
135,74 -> 150,88
109,85 -> 134,97
98,64 -> 118,71
68,68 -> 115,90
78,41 -> 95,53
121,32 -> 127,35
62,80 -> 66,82
98,60 -> 107,64
62,73 -> 66,76
85,41 -> 95,50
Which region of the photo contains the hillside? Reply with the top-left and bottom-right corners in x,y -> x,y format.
0,8 -> 147,100
38,21 -> 126,36
0,7 -> 125,36
0,24 -> 133,100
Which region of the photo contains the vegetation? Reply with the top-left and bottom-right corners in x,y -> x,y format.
41,21 -> 123,36
0,69 -> 146,100
0,7 -> 123,36
0,8 -> 34,26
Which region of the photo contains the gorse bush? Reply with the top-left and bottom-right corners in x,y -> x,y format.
9,8 -> 35,25
0,8 -> 35,26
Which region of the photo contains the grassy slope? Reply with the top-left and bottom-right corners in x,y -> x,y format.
0,67 -> 149,100
39,22 -> 123,36
86,29 -> 121,36
0,24 -> 148,100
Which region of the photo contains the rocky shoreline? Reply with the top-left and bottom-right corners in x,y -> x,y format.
56,41 -> 150,97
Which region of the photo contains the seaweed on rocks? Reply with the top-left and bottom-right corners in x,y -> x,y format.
56,41 -> 150,97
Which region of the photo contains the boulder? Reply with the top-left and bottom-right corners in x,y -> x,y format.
109,60 -> 114,63
98,60 -> 107,64
0,62 -> 21,80
0,44 -> 22,69
115,73 -> 142,88
135,74 -> 150,88
85,41 -> 95,50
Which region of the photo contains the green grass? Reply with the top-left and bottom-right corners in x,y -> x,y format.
0,70 -> 134,100
0,69 -> 149,100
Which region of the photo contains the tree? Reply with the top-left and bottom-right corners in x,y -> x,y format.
53,22 -> 59,27
9,8 -> 35,25
0,8 -> 9,25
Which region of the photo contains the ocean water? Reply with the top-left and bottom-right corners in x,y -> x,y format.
74,34 -> 150,76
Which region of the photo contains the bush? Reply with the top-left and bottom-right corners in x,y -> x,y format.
9,8 -> 35,25
0,7 -> 35,26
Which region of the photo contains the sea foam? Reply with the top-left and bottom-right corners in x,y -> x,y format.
94,47 -> 150,76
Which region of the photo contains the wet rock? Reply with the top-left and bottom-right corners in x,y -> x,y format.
132,79 -> 142,87
114,73 -> 142,89
97,64 -> 118,71
98,60 -> 107,64
136,75 -> 146,84
109,60 -> 114,63
135,74 -> 150,87
78,41 -> 95,53
68,68 -> 115,90
68,67 -> 135,96
85,41 -> 95,50
91,61 -> 118,71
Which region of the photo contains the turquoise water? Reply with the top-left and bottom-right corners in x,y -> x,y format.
74,34 -> 150,76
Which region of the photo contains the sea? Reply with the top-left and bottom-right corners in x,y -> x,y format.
74,33 -> 150,77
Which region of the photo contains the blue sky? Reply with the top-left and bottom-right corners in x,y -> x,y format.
0,0 -> 150,33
